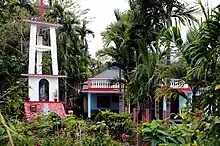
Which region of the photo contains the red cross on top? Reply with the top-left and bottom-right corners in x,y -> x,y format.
34,0 -> 49,21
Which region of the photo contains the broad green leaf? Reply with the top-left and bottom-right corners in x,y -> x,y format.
215,84 -> 220,90
0,127 -> 5,135
151,139 -> 158,146
167,137 -> 178,144
215,119 -> 220,124
157,129 -> 169,136
177,136 -> 185,144
151,120 -> 158,130
142,127 -> 152,133
158,136 -> 166,143
27,131 -> 33,136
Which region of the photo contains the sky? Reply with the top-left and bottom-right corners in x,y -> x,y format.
75,0 -> 219,58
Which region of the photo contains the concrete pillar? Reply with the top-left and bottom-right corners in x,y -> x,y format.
133,108 -> 137,122
119,95 -> 123,113
142,110 -> 145,121
88,93 -> 91,119
167,99 -> 171,126
36,35 -> 43,74
50,27 -> 58,75
122,94 -> 124,113
28,24 -> 37,74
145,109 -> 150,123
163,96 -> 167,119
155,100 -> 160,119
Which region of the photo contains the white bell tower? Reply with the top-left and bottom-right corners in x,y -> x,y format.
22,20 -> 66,101
23,0 -> 67,121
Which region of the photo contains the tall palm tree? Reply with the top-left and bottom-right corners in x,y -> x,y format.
126,39 -> 165,120
97,9 -> 136,82
157,3 -> 220,115
45,1 -> 94,116
76,20 -> 94,56
97,0 -> 199,120
128,0 -> 199,120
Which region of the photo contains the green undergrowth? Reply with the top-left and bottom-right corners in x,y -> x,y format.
0,111 -> 135,146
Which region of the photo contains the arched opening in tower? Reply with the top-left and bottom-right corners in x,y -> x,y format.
39,79 -> 49,101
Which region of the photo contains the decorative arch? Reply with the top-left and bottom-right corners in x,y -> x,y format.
39,79 -> 49,101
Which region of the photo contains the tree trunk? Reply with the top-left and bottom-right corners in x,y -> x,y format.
165,0 -> 173,125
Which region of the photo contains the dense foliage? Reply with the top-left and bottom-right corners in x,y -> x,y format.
95,0 -> 220,145
83,121 -> 121,146
95,111 -> 136,144
1,0 -> 220,145
141,106 -> 220,146
156,2 -> 220,115
97,0 -> 199,116
0,112 -> 85,146
0,82 -> 28,119
0,111 -> 134,146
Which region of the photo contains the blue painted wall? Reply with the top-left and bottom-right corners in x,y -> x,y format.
90,93 -> 121,110
179,92 -> 193,113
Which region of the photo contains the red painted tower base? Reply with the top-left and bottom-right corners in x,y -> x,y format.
24,101 -> 66,121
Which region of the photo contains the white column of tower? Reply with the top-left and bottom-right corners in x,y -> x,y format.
49,26 -> 59,101
36,31 -> 43,74
50,27 -> 58,75
28,24 -> 37,74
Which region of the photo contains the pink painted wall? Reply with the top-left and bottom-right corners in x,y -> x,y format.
24,101 -> 66,121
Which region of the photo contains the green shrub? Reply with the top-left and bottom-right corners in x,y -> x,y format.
0,112 -> 87,146
95,110 -> 137,144
0,82 -> 28,120
83,121 -> 121,146
141,107 -> 220,146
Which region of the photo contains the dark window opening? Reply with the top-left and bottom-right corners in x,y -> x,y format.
112,96 -> 119,103
97,96 -> 110,108
171,97 -> 179,119
159,100 -> 163,119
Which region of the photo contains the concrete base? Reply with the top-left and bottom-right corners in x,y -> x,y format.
24,101 -> 66,121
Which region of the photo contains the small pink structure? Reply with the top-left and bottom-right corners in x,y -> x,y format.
24,101 -> 66,121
